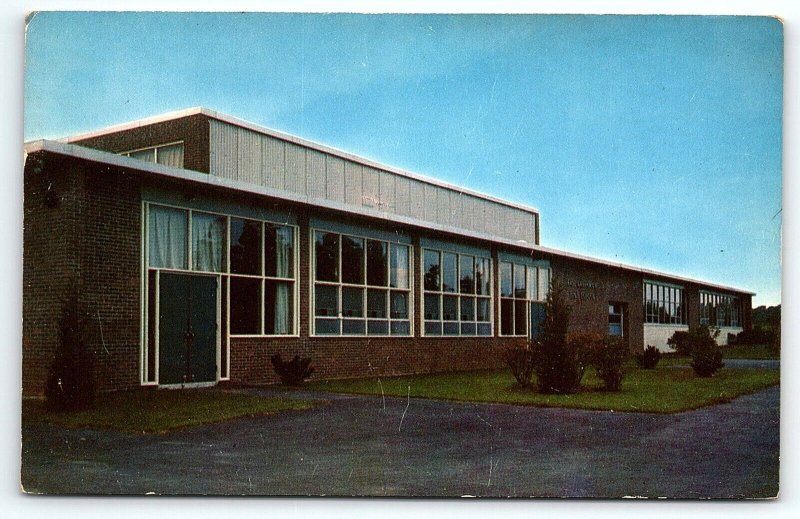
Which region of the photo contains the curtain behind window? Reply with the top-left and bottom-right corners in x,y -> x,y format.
149,205 -> 187,269
192,212 -> 225,272
157,143 -> 184,168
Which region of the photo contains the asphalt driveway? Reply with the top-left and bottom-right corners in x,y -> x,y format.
21,384 -> 779,498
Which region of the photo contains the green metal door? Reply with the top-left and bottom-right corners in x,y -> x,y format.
158,273 -> 218,385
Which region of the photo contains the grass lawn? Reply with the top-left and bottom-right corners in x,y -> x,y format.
306,366 -> 779,414
23,389 -> 322,434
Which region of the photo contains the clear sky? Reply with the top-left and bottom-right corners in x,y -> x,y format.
23,12 -> 783,306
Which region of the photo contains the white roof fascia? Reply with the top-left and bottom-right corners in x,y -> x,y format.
24,139 -> 754,297
42,106 -> 539,216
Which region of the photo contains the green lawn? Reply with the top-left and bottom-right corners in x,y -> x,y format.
307,366 -> 779,414
23,389 -> 322,434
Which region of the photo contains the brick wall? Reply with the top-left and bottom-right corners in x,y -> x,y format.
23,153 -> 144,396
71,114 -> 211,173
548,255 -> 645,353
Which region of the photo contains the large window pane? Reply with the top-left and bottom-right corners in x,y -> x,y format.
130,148 -> 156,162
514,264 -> 526,298
148,205 -> 187,269
230,218 -> 262,275
391,321 -> 411,336
341,235 -> 364,284
459,255 -> 475,294
156,143 -> 184,168
342,287 -> 364,317
315,231 -> 339,282
315,318 -> 340,335
423,250 -> 440,291
265,224 -> 294,278
425,322 -> 442,336
460,297 -> 475,321
442,253 -> 458,293
230,277 -> 261,334
442,295 -> 458,321
527,267 -> 538,300
500,262 -> 513,297
367,321 -> 389,335
314,285 -> 338,317
390,245 -> 409,289
367,289 -> 387,318
514,300 -> 527,335
192,212 -> 225,272
390,292 -> 408,319
424,294 -> 440,320
475,258 -> 491,296
342,319 -> 366,335
366,240 -> 388,286
501,299 -> 514,335
264,280 -> 292,335
477,298 -> 490,322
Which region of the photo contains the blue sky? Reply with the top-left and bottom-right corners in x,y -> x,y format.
24,12 -> 783,306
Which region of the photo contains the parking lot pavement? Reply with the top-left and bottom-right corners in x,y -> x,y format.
21,385 -> 779,497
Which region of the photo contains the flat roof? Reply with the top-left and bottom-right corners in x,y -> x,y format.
57,107 -> 540,216
23,138 -> 755,297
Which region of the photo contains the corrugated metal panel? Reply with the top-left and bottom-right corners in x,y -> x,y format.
237,127 -> 262,185
209,119 -> 540,245
423,184 -> 438,222
209,119 -> 239,180
326,155 -> 345,203
263,134 -> 285,190
379,171 -> 396,213
284,142 -> 307,195
395,176 -> 411,216
306,149 -> 327,200
362,167 -> 380,209
344,162 -> 363,206
410,181 -> 425,218
436,187 -> 450,226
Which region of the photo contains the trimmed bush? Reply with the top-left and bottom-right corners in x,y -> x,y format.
565,331 -> 602,386
592,335 -> 629,391
271,354 -> 315,386
667,331 -> 692,356
636,345 -> 661,369
689,325 -> 724,377
532,281 -> 581,394
733,329 -> 774,346
45,296 -> 96,411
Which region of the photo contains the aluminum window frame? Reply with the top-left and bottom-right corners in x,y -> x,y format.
141,202 -> 300,386
421,246 -> 493,337
310,228 -> 413,338
643,280 -> 687,325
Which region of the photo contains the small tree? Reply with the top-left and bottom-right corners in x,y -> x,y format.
689,325 -> 724,377
532,281 -> 580,394
45,296 -> 96,411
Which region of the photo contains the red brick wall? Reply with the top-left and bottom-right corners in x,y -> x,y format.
547,255 -> 645,353
23,153 -> 144,396
71,114 -> 210,173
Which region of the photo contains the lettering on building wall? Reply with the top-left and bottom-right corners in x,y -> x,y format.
361,194 -> 388,209
565,279 -> 599,301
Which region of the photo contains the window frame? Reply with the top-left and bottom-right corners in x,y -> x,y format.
643,280 -> 687,325
421,246 -> 493,337
700,290 -> 741,327
141,202 -> 300,386
310,227 -> 413,338
121,140 -> 185,167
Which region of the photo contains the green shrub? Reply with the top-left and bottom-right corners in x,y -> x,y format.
565,331 -> 602,386
636,345 -> 661,369
689,325 -> 724,377
592,335 -> 629,391
271,354 -> 315,385
667,331 -> 692,356
45,296 -> 96,411
733,329 -> 774,346
532,281 -> 581,394
505,346 -> 534,388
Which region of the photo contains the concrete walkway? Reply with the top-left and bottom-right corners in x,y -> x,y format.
21,384 -> 779,498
